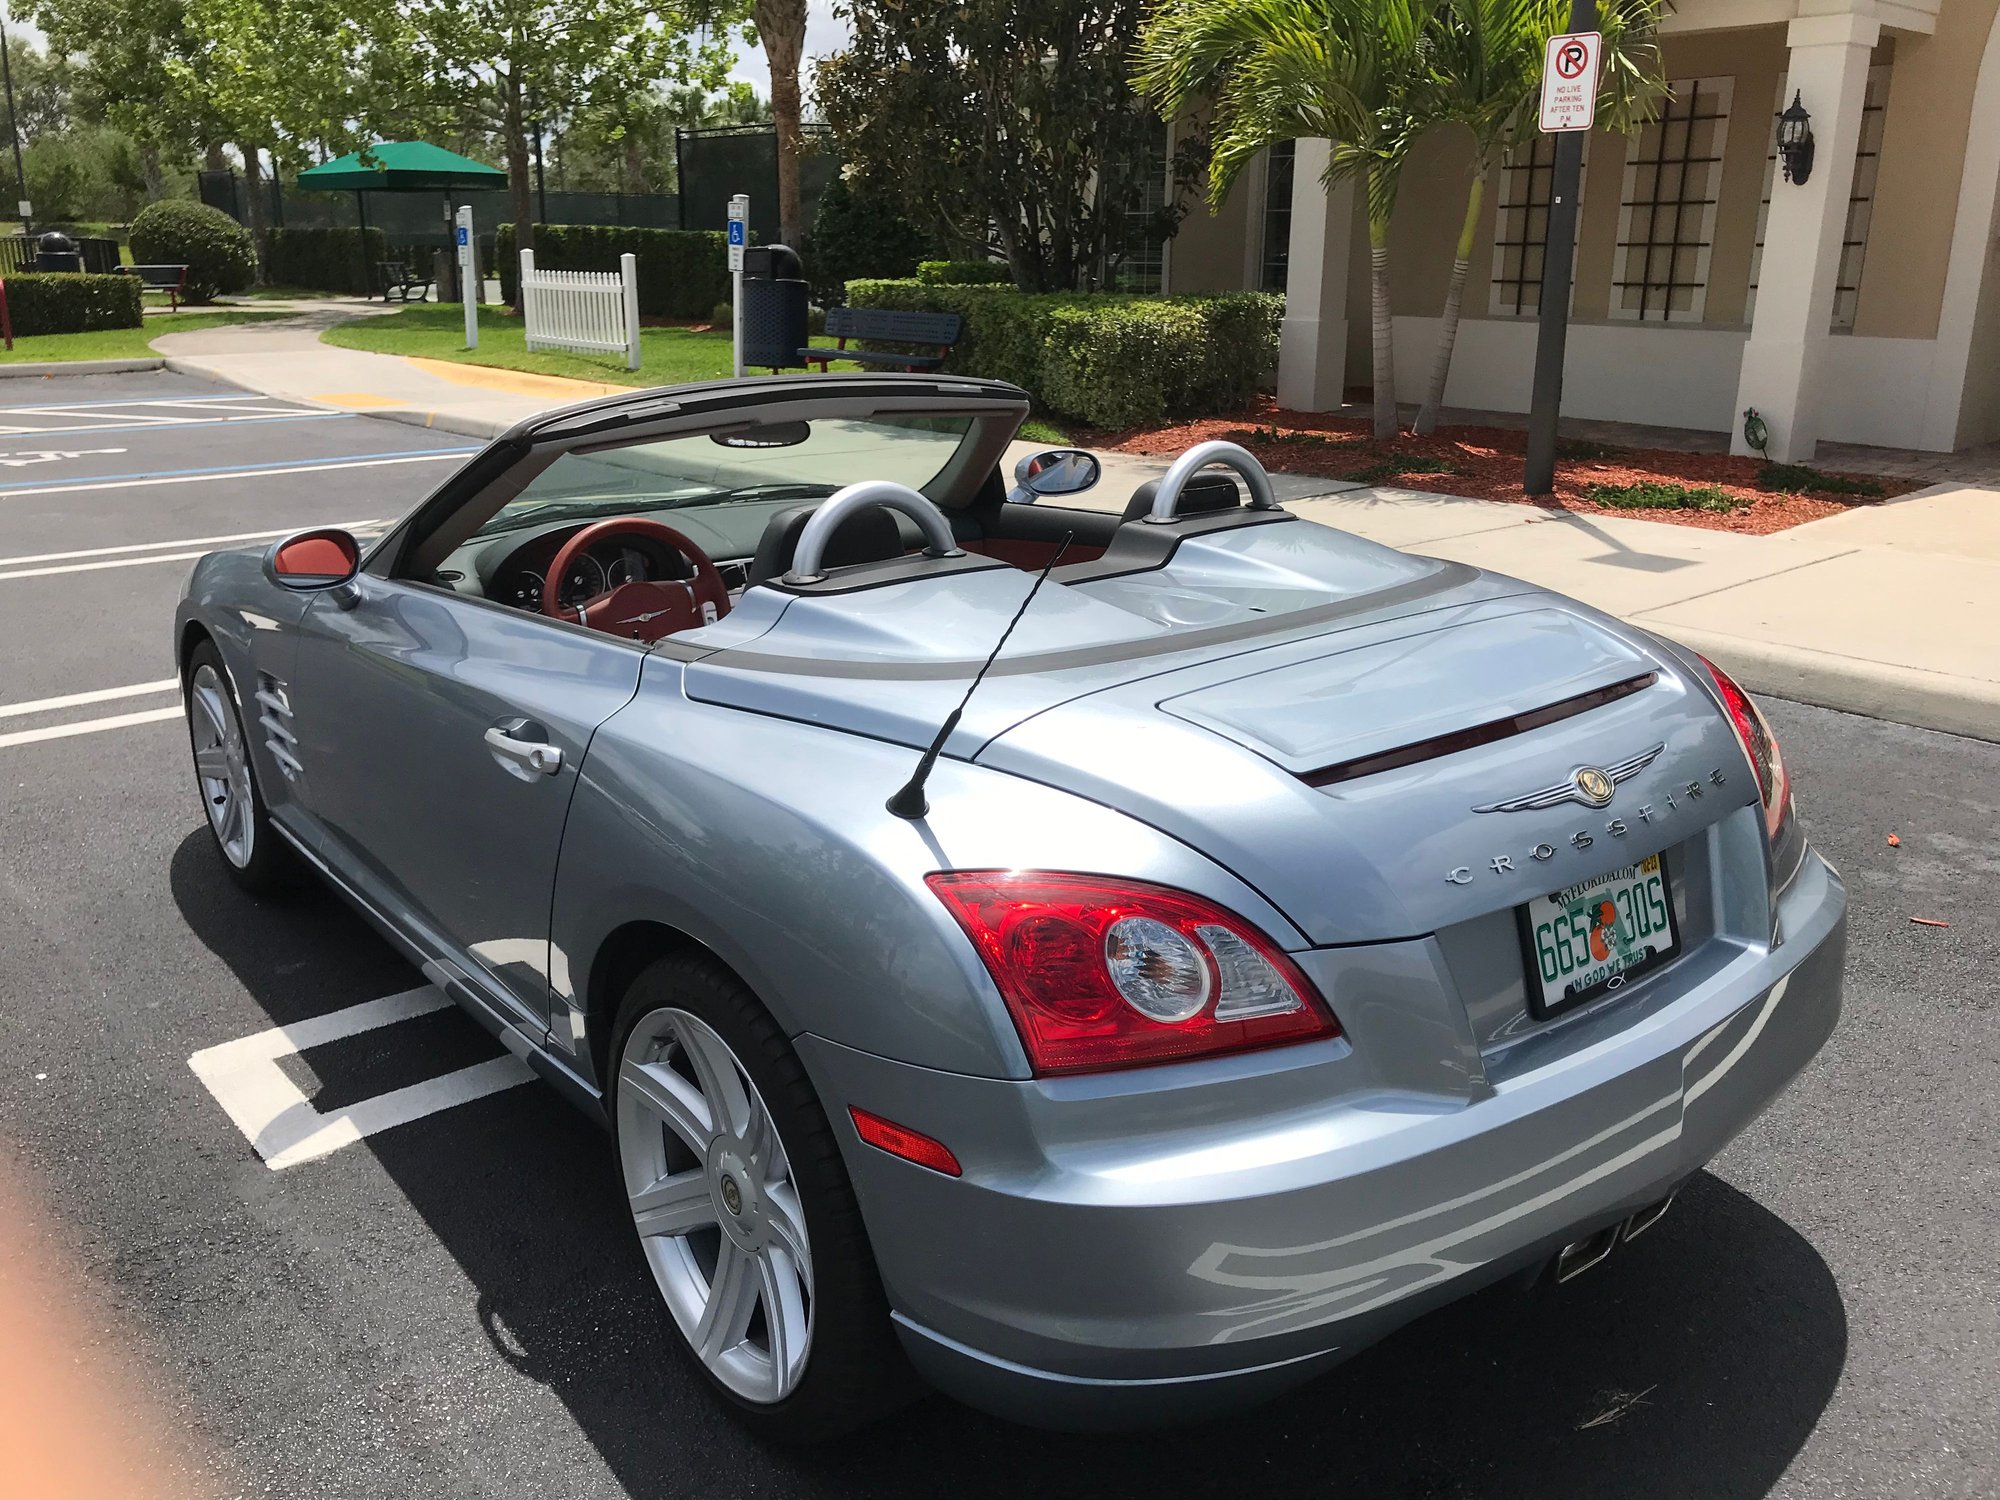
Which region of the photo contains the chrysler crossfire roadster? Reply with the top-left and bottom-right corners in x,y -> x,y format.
175,374 -> 1845,1438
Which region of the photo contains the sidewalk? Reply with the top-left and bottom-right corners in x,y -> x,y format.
149,314 -> 2000,743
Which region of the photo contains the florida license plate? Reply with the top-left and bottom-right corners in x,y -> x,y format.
1520,854 -> 1679,1018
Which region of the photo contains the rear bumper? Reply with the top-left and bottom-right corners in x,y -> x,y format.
801,851 -> 1846,1429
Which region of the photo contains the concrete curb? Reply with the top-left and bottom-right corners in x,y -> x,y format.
365,406 -> 513,442
0,358 -> 165,378
1654,624 -> 2000,745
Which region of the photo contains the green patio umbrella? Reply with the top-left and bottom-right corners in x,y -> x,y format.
295,142 -> 508,298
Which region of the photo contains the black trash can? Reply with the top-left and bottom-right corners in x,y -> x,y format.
740,244 -> 808,370
35,231 -> 82,273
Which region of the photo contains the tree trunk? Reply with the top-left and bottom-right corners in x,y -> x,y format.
1415,171 -> 1484,437
141,143 -> 165,202
239,143 -> 269,280
1367,168 -> 1398,441
755,0 -> 808,246
204,142 -> 228,172
623,133 -> 647,197
503,70 -> 533,310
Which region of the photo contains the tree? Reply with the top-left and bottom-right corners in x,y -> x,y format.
403,0 -> 736,305
1137,0 -> 1438,438
818,0 -> 1202,293
751,0 -> 807,246
1410,0 -> 1663,433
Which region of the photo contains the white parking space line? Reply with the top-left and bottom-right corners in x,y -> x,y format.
0,704 -> 183,750
0,678 -> 178,721
188,987 -> 534,1171
0,519 -> 385,572
0,449 -> 474,501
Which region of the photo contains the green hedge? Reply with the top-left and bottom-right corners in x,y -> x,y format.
4,272 -> 143,335
267,226 -> 388,296
916,259 -> 1011,286
129,199 -> 254,303
844,280 -> 1283,429
497,223 -> 733,318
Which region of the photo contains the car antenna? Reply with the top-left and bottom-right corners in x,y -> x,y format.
887,533 -> 1073,821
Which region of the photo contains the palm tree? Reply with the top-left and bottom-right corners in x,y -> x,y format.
1411,0 -> 1664,434
1136,0 -> 1440,439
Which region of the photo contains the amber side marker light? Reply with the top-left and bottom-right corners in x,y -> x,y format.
849,1107 -> 963,1177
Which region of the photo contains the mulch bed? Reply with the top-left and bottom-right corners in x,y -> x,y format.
1088,398 -> 1917,535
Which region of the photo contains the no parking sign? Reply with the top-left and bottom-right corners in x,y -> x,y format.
1539,30 -> 1602,132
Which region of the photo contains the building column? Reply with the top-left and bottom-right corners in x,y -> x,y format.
1730,12 -> 1880,462
1276,140 -> 1355,412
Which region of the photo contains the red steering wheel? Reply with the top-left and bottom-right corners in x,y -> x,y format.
542,518 -> 731,643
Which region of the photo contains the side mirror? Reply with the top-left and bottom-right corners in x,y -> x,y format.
264,528 -> 361,591
1007,447 -> 1101,505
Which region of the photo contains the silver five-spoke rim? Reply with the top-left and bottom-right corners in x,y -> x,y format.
617,1007 -> 813,1404
188,663 -> 254,868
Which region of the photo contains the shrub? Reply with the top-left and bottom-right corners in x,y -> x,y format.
844,279 -> 1283,428
498,223 -> 733,318
1584,480 -> 1742,513
1755,461 -> 1884,498
266,226 -> 388,296
2,272 -> 143,334
810,177 -> 936,306
128,199 -> 255,302
710,299 -> 733,325
917,259 -> 1012,286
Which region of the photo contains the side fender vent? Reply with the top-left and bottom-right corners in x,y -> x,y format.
255,674 -> 303,781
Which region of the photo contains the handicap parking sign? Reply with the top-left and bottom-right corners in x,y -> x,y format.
456,225 -> 469,247
727,221 -> 746,247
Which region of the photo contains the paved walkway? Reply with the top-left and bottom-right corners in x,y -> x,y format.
143,313 -> 2000,742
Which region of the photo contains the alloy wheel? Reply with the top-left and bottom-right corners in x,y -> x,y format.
617,1006 -> 814,1404
188,663 -> 255,869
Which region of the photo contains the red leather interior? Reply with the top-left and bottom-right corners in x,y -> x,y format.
542,518 -> 732,644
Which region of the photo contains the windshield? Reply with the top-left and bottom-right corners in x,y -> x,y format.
474,414 -> 975,541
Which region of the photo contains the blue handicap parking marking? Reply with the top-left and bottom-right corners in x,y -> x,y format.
727,221 -> 746,246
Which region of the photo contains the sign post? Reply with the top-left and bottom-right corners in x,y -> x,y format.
727,195 -> 748,379
1522,4 -> 1601,495
455,205 -> 478,351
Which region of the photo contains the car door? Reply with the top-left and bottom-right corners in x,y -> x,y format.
287,576 -> 644,1033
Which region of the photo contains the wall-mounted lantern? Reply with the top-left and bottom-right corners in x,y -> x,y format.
1778,91 -> 1816,185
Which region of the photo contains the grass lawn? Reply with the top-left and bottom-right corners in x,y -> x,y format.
322,303 -> 752,387
0,310 -> 291,364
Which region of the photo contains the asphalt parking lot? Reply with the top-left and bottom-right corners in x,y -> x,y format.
0,368 -> 1994,1499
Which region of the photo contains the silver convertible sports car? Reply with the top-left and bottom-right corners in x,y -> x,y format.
176,374 -> 1845,1439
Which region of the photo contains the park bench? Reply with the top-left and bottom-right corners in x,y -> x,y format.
800,307 -> 962,373
376,260 -> 434,303
121,264 -> 190,312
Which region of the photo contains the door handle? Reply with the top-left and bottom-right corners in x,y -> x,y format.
484,722 -> 563,777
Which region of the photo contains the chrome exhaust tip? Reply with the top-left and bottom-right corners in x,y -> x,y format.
1624,1192 -> 1676,1241
1554,1224 -> 1621,1283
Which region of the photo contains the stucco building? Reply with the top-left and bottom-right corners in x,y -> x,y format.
1163,0 -> 2000,461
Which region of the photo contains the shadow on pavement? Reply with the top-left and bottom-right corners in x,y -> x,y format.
174,832 -> 1846,1500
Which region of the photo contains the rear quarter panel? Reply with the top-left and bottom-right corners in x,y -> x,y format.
548,653 -> 1315,1084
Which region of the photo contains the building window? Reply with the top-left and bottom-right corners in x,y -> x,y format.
1260,141 -> 1295,293
1111,118 -> 1170,293
1747,64 -> 1890,330
1612,76 -> 1733,322
1488,133 -> 1586,317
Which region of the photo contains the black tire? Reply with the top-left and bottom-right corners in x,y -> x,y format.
183,640 -> 301,895
609,951 -> 920,1441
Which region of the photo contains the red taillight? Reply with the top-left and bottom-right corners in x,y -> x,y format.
925,871 -> 1339,1075
1699,655 -> 1792,839
848,1107 -> 962,1176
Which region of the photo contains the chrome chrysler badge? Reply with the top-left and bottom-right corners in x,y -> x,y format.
1472,743 -> 1664,814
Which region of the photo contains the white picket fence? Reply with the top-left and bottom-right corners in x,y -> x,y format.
519,249 -> 641,370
